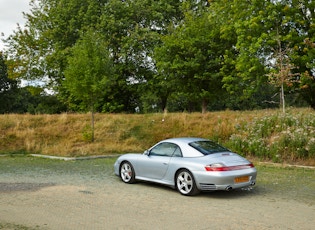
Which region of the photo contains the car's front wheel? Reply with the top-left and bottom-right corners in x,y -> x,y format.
120,161 -> 136,184
176,169 -> 199,196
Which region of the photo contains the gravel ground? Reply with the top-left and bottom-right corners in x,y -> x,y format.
0,156 -> 314,230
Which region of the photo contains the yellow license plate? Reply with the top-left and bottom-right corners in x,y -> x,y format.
234,176 -> 249,183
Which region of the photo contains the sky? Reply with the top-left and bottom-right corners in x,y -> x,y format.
0,0 -> 31,50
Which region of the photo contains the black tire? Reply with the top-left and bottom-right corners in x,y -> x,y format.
176,169 -> 199,196
120,161 -> 136,184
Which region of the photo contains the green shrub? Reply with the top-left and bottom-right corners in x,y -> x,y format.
82,125 -> 93,142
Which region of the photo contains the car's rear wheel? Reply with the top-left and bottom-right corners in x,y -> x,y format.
176,169 -> 199,196
120,161 -> 135,184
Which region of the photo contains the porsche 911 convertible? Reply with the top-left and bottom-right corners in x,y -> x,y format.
114,137 -> 257,196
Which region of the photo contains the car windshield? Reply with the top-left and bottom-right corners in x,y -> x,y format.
189,141 -> 230,155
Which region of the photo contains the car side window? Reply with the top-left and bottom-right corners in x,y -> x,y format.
173,147 -> 182,157
150,142 -> 180,157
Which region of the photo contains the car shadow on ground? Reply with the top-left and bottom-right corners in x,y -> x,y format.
199,186 -> 265,199
125,180 -> 267,198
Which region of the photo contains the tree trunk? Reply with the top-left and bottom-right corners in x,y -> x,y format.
201,99 -> 207,114
91,103 -> 95,142
281,83 -> 285,114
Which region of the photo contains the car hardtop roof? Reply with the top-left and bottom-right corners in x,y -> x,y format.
162,137 -> 208,144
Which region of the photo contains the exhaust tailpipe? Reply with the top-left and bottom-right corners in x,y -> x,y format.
225,186 -> 232,191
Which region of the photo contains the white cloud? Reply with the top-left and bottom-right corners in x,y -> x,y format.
0,0 -> 31,49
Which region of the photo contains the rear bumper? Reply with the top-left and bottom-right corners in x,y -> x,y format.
193,168 -> 257,191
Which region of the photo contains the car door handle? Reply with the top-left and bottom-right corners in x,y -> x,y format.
163,162 -> 168,165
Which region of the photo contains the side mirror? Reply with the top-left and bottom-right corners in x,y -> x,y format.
144,150 -> 149,155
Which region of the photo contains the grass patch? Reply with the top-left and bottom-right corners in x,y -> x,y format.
0,222 -> 42,230
255,164 -> 315,205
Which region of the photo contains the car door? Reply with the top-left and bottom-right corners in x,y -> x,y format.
138,142 -> 178,180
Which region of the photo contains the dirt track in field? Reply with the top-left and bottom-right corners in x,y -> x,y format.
0,158 -> 314,230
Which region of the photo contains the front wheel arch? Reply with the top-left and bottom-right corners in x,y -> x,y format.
119,161 -> 136,184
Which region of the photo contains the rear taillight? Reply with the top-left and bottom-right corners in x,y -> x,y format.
205,163 -> 254,171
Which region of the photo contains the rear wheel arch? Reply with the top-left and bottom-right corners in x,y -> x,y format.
175,168 -> 199,196
174,168 -> 189,183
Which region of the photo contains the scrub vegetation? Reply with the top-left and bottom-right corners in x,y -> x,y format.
0,108 -> 314,166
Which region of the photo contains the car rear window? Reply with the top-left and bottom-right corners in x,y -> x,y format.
189,141 -> 229,155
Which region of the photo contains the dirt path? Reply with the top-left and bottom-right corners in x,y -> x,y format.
1,179 -> 314,230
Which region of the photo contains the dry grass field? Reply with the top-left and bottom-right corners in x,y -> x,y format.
1,108 -> 314,165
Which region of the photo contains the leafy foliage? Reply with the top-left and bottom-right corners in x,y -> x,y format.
155,8 -> 227,112
1,52 -> 66,114
63,30 -> 114,112
1,0 -> 315,113
0,53 -> 19,113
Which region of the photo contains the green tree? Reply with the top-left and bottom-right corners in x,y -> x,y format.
0,53 -> 19,113
4,0 -> 313,112
63,30 -> 115,141
218,0 -> 271,103
99,0 -> 190,112
154,6 -> 228,112
288,1 -> 315,109
4,0 -> 105,97
219,0 -> 315,109
3,0 -> 192,112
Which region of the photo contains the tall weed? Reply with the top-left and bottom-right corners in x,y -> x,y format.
227,109 -> 315,163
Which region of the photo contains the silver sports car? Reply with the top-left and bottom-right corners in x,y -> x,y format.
114,137 -> 257,196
